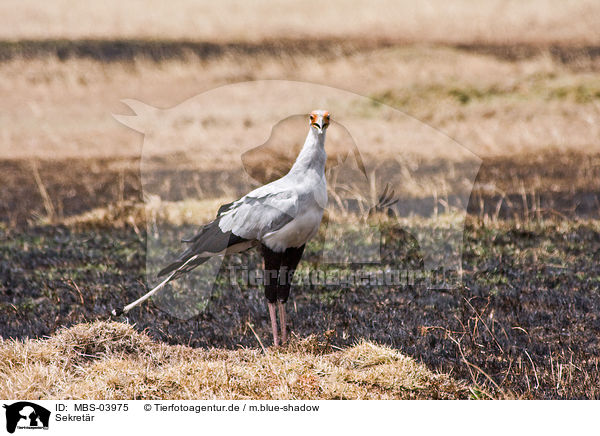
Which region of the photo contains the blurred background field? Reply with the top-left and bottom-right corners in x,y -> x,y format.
1,1 -> 600,399
1,0 -> 599,43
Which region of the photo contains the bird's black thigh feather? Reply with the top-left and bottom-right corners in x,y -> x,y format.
277,245 -> 305,302
261,244 -> 282,303
261,244 -> 305,303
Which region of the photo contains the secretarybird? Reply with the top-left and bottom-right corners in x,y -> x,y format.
114,110 -> 330,346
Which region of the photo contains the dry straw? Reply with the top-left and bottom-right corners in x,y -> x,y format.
0,321 -> 474,400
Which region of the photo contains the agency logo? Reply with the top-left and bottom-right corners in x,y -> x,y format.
3,402 -> 50,434
114,80 -> 481,319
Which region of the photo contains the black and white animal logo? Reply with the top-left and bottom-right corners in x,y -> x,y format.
3,402 -> 50,434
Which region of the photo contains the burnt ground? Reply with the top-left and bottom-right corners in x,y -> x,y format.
1,150 -> 600,399
1,222 -> 600,399
2,150 -> 599,227
1,39 -> 600,71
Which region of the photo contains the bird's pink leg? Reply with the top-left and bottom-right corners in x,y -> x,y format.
278,301 -> 287,344
268,302 -> 279,346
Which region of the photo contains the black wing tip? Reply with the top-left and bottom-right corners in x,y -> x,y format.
217,201 -> 235,217
111,307 -> 124,316
157,264 -> 177,277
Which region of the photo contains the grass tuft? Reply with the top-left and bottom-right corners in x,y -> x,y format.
0,321 -> 473,400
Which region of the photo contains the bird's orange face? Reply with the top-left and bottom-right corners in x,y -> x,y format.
309,110 -> 330,134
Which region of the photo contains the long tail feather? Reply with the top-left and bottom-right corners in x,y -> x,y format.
111,254 -> 201,316
113,223 -> 249,315
112,212 -> 251,316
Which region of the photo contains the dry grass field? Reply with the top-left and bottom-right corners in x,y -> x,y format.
1,1 -> 600,400
0,322 -> 472,399
1,0 -> 599,44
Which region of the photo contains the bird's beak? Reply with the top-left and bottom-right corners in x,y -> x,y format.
311,114 -> 330,134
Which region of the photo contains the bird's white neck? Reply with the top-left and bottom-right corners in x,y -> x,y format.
289,128 -> 326,176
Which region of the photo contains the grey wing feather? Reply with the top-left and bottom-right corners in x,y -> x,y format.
218,189 -> 298,240
160,184 -> 298,278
